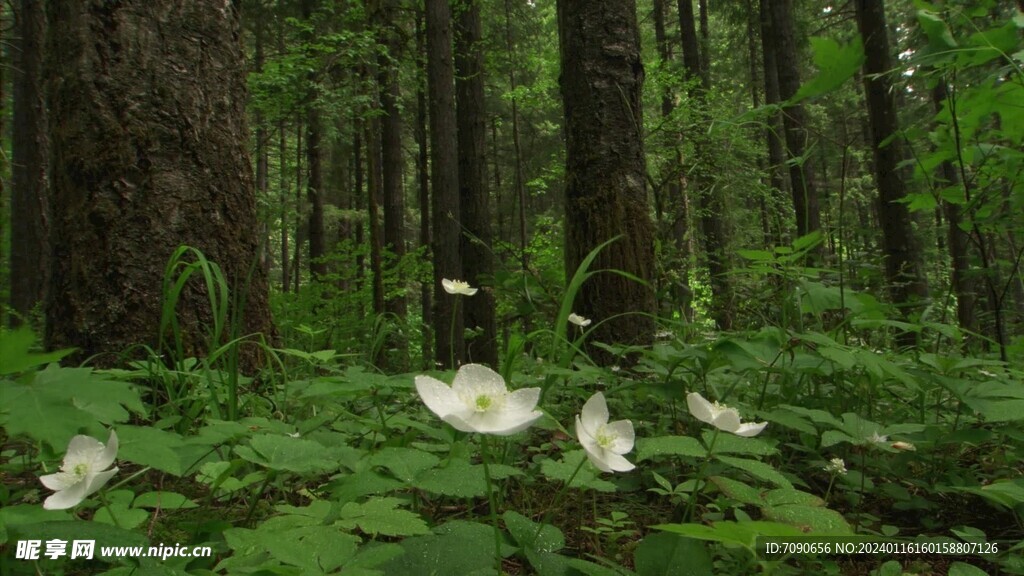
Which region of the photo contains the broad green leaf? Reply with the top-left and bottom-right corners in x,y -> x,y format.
704,433 -> 776,457
368,447 -> 441,482
635,532 -> 713,576
118,425 -> 200,476
948,562 -> 991,576
761,505 -> 852,534
235,433 -> 343,474
653,520 -> 803,551
716,455 -> 792,489
226,524 -> 358,572
0,505 -> 70,544
380,520 -> 503,576
0,328 -> 75,374
329,470 -> 404,504
792,37 -> 865,103
133,491 -> 198,510
636,435 -> 706,461
503,510 -> 565,554
338,497 -> 430,537
709,476 -> 762,506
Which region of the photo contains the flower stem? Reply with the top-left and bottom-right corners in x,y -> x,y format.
684,428 -> 720,522
449,297 -> 460,369
480,436 -> 503,574
97,490 -> 121,529
529,452 -> 587,548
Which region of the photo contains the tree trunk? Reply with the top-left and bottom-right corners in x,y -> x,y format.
455,0 -> 498,367
425,0 -> 464,368
557,0 -> 655,359
758,0 -> 787,243
855,0 -> 929,346
770,0 -> 821,242
302,0 -> 326,281
45,0 -> 272,366
10,0 -> 48,327
415,7 -> 433,369
378,0 -> 407,323
679,0 -> 734,329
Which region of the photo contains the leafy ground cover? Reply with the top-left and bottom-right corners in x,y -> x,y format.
2,277 -> 1022,576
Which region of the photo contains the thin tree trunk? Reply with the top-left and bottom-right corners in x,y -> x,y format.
856,0 -> 929,347
503,0 -> 529,272
456,0 -> 498,367
425,0 -> 464,368
415,8 -> 433,369
302,0 -> 326,281
378,0 -> 407,324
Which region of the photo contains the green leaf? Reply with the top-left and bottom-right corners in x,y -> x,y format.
118,425 -> 198,476
917,10 -> 958,50
705,433 -> 776,457
948,562 -> 991,576
225,524 -> 358,573
761,505 -> 852,535
380,521 -> 503,576
1,366 -> 145,450
635,532 -> 712,576
709,476 -> 762,506
338,497 -> 431,537
653,520 -> 803,551
368,447 -> 441,482
415,458 -> 521,498
636,436 -> 706,461
132,491 -> 198,510
235,433 -> 344,474
503,510 -> 565,553
0,328 -> 74,374
715,455 -> 792,489
329,470 -> 404,504
792,37 -> 865,103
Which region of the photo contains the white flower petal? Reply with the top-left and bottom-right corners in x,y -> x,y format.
94,430 -> 119,472
442,279 -> 457,294
452,364 -> 506,397
439,413 -> 481,433
712,408 -> 742,433
40,472 -> 76,492
66,435 -> 105,462
506,387 -> 541,416
415,375 -> 461,418
575,415 -> 599,449
686,392 -> 715,425
600,451 -> 636,472
734,421 -> 768,437
82,467 -> 119,498
43,480 -> 90,510
579,392 -> 609,436
603,419 -> 635,453
584,448 -> 614,473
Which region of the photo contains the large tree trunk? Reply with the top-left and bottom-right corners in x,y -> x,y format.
425,0 -> 464,368
455,0 -> 498,367
10,0 -> 48,327
769,0 -> 821,242
45,0 -> 272,366
855,0 -> 929,346
758,0 -> 787,242
557,0 -> 655,360
415,8 -> 433,369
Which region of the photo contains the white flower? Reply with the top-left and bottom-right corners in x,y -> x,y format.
686,392 -> 767,437
416,364 -> 542,435
867,431 -> 889,445
576,392 -> 635,473
568,313 -> 592,327
40,430 -> 119,510
891,441 -> 916,451
442,278 -> 478,296
823,457 -> 847,475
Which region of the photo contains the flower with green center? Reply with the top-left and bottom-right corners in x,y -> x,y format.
416,364 -> 542,435
442,278 -> 478,296
39,430 -> 119,510
568,313 -> 592,327
686,392 -> 767,437
576,392 -> 635,473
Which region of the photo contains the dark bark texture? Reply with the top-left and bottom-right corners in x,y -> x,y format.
45,0 -> 273,366
558,0 -> 655,357
426,0 -> 464,367
855,0 -> 929,342
455,0 -> 498,367
10,0 -> 49,326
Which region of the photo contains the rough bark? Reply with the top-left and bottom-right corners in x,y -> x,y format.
557,0 -> 655,358
455,0 -> 498,367
426,0 -> 464,367
10,0 -> 48,327
45,0 -> 272,366
758,0 -> 787,242
415,8 -> 433,369
770,0 -> 821,241
855,0 -> 929,345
